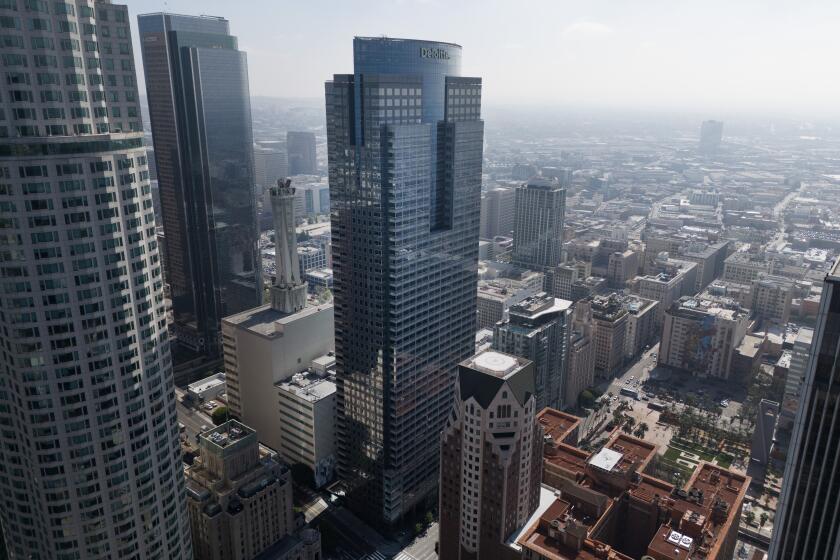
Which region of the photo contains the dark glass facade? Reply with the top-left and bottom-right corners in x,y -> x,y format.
770,261 -> 840,559
286,130 -> 317,176
138,13 -> 260,360
326,37 -> 483,525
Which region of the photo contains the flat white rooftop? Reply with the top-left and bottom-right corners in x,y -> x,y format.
588,447 -> 623,472
473,351 -> 518,377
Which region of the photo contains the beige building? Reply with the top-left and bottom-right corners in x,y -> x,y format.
591,294 -> 629,379
222,304 -> 334,452
659,296 -> 750,379
566,302 -> 596,406
751,273 -> 793,324
723,251 -> 771,284
636,255 -> 697,328
185,421 -> 321,560
276,356 -> 337,488
624,296 -> 659,359
549,260 -> 591,301
222,179 -> 335,454
607,249 -> 640,289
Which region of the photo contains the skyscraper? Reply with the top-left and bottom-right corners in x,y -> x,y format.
138,12 -> 260,362
254,141 -> 289,190
769,259 -> 840,559
286,130 -> 316,175
479,186 -> 515,239
493,293 -> 572,410
699,119 -> 724,154
326,36 -> 483,525
438,350 -> 542,560
512,178 -> 566,270
0,1 -> 190,557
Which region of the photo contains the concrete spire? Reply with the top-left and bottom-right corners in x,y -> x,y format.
270,178 -> 307,313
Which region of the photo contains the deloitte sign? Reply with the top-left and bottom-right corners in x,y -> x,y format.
420,47 -> 450,60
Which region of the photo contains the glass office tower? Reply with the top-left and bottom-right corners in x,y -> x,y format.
138,13 -> 260,361
769,258 -> 840,559
326,37 -> 483,525
0,1 -> 190,558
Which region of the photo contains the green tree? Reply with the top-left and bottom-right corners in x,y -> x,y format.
211,405 -> 229,426
634,422 -> 650,439
744,511 -> 756,526
759,512 -> 769,529
579,390 -> 596,408
425,511 -> 434,526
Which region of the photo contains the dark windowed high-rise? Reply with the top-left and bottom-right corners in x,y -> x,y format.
0,1 -> 190,557
699,119 -> 724,154
326,37 -> 483,525
138,13 -> 260,362
769,259 -> 840,559
286,130 -> 317,175
512,178 -> 566,270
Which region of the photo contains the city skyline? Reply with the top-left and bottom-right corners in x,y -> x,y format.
2,1 -> 838,558
127,0 -> 840,116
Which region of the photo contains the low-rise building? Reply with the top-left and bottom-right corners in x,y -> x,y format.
751,273 -> 794,324
276,356 -> 337,488
188,372 -> 227,402
502,412 -> 750,560
723,251 -> 771,284
476,273 -> 543,329
305,267 -> 333,295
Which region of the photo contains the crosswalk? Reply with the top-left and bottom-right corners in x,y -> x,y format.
354,543 -> 437,560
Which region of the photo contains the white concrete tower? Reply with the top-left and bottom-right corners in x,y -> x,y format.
270,178 -> 308,313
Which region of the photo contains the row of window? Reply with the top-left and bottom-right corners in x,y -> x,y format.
1,0 -> 127,22
0,15 -> 128,39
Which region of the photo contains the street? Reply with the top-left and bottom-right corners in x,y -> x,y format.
174,387 -> 214,443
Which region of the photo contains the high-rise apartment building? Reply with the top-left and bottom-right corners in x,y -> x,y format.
493,294 -> 572,410
286,130 -> 316,175
512,178 -> 565,270
139,13 -> 260,360
438,351 -> 542,560
0,2 -> 190,557
770,260 -> 840,559
566,302 -> 596,406
184,421 -> 321,560
326,36 -> 483,524
699,119 -> 724,154
659,295 -> 750,380
590,294 -> 628,379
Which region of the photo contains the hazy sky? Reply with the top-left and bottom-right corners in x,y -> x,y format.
129,0 -> 840,116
